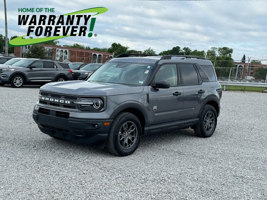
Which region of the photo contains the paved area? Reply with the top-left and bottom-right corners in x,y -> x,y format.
0,86 -> 266,199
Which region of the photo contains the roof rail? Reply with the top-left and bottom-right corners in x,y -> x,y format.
160,55 -> 206,60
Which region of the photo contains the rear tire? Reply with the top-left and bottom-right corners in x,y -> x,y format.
106,112 -> 141,156
56,76 -> 66,82
10,74 -> 24,88
194,105 -> 217,138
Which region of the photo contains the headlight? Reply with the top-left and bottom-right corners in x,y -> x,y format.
2,68 -> 15,72
75,98 -> 104,112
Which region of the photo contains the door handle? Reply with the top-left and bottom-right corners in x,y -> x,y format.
173,91 -> 182,96
198,89 -> 205,94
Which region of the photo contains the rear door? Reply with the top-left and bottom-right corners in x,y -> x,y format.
41,61 -> 58,81
177,63 -> 204,119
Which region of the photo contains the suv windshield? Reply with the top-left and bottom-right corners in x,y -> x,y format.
88,62 -> 154,86
4,58 -> 22,65
13,59 -> 36,67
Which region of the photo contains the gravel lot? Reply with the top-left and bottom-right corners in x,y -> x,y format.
0,86 -> 266,200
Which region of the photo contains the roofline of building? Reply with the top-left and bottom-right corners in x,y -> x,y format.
43,45 -> 113,56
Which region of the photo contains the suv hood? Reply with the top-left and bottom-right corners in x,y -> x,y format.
0,64 -> 24,69
41,81 -> 144,96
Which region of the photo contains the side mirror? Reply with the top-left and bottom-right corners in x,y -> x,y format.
152,81 -> 170,89
29,66 -> 36,69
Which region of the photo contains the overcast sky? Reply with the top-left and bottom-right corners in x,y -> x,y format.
0,0 -> 267,62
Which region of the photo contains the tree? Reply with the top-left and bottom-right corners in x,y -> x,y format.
254,67 -> 267,80
206,47 -> 217,60
43,39 -> 59,46
108,43 -> 128,57
26,45 -> 46,58
182,47 -> 191,55
143,47 -> 156,56
190,50 -> 205,57
8,36 -> 18,53
92,47 -> 108,52
218,47 -> 233,57
241,54 -> 246,63
159,46 -> 183,55
251,60 -> 262,65
0,34 -> 5,53
63,43 -> 85,49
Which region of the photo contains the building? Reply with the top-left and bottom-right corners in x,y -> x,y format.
234,62 -> 267,80
14,45 -> 113,63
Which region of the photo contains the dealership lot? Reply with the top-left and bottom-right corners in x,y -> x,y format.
0,86 -> 266,199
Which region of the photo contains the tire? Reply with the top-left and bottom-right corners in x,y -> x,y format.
106,112 -> 142,156
56,76 -> 66,82
10,74 -> 24,88
194,105 -> 217,138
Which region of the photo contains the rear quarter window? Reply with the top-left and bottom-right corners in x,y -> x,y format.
58,63 -> 70,69
199,65 -> 217,81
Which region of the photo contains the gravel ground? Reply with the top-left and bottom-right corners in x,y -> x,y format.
0,86 -> 266,200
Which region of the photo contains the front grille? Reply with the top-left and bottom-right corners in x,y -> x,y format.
38,107 -> 50,115
56,111 -> 69,118
38,107 -> 70,119
39,92 -> 77,109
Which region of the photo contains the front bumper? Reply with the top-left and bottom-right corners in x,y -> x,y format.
33,110 -> 112,144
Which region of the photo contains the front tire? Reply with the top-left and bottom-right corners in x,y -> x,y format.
194,105 -> 217,138
10,74 -> 24,88
106,112 -> 141,156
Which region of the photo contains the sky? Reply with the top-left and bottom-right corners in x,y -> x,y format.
0,0 -> 267,62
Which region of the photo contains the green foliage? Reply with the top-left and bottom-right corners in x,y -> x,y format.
159,46 -> 182,55
215,67 -> 231,79
63,43 -> 85,49
251,60 -> 262,64
143,47 -> 157,56
26,45 -> 46,59
0,34 -> 5,53
218,47 -> 233,57
92,47 -> 109,52
254,67 -> 267,80
241,54 -> 246,63
42,39 -> 59,46
108,43 -> 128,57
8,36 -> 18,53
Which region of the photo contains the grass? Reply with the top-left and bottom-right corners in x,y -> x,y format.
221,85 -> 267,92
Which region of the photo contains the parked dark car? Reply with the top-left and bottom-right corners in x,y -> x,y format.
68,62 -> 86,70
0,58 -> 73,87
72,63 -> 102,80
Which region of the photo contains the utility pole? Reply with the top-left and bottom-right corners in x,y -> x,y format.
4,0 -> 8,56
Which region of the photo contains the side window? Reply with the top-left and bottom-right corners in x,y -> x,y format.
31,61 -> 43,68
44,61 -> 55,69
179,63 -> 199,85
154,64 -> 178,87
200,65 -> 217,81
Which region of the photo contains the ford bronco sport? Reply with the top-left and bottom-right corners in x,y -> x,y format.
33,55 -> 222,156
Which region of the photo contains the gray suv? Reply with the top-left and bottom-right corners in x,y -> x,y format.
0,58 -> 73,87
33,56 -> 222,156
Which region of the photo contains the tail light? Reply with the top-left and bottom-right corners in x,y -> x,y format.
69,69 -> 73,74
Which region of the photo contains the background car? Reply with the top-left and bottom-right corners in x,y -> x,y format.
0,56 -> 13,64
0,58 -> 73,87
0,57 -> 24,66
72,63 -> 102,80
68,62 -> 86,70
